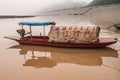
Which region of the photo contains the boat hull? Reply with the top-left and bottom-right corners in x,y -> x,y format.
114,24 -> 120,29
7,36 -> 116,48
115,26 -> 120,29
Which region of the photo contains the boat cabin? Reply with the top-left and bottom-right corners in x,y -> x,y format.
17,22 -> 101,43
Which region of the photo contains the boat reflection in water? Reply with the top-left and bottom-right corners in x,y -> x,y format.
9,45 -> 118,68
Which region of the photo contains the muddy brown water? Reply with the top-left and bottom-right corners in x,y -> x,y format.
0,16 -> 120,80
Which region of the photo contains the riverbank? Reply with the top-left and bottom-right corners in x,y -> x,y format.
40,4 -> 120,29
0,15 -> 35,19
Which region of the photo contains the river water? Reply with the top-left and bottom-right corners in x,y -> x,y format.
0,15 -> 120,80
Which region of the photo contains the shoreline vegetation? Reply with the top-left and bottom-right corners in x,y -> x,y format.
88,0 -> 120,6
0,15 -> 35,19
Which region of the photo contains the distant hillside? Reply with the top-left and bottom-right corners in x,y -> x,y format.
41,0 -> 87,12
88,0 -> 120,6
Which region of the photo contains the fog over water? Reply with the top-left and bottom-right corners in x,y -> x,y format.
0,0 -> 93,15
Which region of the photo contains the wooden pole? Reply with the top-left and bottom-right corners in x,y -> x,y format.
43,25 -> 45,36
22,25 -> 23,29
30,26 -> 32,41
21,25 -> 24,40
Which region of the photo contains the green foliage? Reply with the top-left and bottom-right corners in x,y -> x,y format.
88,0 -> 120,6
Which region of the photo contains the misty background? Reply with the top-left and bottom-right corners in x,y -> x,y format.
0,0 -> 93,15
0,0 -> 120,15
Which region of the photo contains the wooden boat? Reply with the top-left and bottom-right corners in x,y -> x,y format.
107,24 -> 120,29
114,24 -> 120,29
4,22 -> 117,48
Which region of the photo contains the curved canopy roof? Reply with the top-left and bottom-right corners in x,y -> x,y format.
19,22 -> 51,26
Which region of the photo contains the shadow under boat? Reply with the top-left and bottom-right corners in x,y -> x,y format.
9,45 -> 118,68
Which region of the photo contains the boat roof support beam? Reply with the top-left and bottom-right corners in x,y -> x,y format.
29,26 -> 32,41
43,25 -> 45,36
